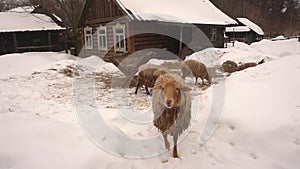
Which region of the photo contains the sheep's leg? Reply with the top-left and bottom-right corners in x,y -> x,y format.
195,77 -> 198,84
173,133 -> 179,158
163,133 -> 170,150
134,83 -> 140,94
145,86 -> 150,95
202,78 -> 205,85
207,77 -> 211,84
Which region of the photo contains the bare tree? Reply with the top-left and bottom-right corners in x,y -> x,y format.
0,0 -> 31,11
52,0 -> 85,28
29,1 -> 85,39
28,0 -> 84,28
0,2 -> 5,11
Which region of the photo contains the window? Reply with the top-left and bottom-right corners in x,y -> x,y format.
84,27 -> 93,50
113,23 -> 126,52
97,26 -> 108,51
210,28 -> 217,41
256,36 -> 262,41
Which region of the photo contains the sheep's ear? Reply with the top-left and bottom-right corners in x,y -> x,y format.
180,85 -> 192,92
152,84 -> 163,90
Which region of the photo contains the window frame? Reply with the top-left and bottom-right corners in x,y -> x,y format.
210,28 -> 217,42
97,25 -> 108,51
113,23 -> 126,52
84,27 -> 93,50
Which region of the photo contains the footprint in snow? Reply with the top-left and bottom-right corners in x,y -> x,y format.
250,153 -> 258,160
293,138 -> 300,146
229,124 -> 235,131
228,140 -> 235,147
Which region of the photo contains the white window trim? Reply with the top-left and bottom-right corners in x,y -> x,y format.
113,23 -> 126,52
84,27 -> 93,50
97,26 -> 108,51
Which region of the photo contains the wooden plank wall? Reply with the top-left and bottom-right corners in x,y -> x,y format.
134,33 -> 179,53
132,22 -> 183,55
86,0 -> 123,23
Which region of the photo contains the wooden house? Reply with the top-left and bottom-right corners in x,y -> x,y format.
0,11 -> 66,55
225,17 -> 264,44
78,0 -> 236,74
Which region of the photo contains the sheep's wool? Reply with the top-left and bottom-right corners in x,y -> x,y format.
152,74 -> 191,136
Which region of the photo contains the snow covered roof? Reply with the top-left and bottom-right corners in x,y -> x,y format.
115,0 -> 237,25
237,18 -> 264,35
0,12 -> 65,33
225,26 -> 251,33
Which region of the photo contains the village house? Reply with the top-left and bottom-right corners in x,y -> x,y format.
0,8 -> 66,55
225,17 -> 264,44
78,0 -> 236,65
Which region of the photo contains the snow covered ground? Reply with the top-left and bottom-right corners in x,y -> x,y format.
0,39 -> 299,169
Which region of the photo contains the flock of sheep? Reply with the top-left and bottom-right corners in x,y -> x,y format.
222,59 -> 264,73
134,58 -> 262,158
135,59 -> 211,95
134,59 -> 210,158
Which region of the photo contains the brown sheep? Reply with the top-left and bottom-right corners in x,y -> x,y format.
135,65 -> 167,95
181,59 -> 211,84
152,73 -> 191,158
222,60 -> 239,73
135,67 -> 158,95
137,63 -> 158,72
153,69 -> 167,79
238,62 -> 257,71
238,59 -> 264,71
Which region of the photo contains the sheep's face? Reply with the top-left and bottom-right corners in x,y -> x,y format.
153,80 -> 191,109
163,81 -> 181,109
